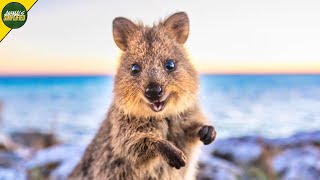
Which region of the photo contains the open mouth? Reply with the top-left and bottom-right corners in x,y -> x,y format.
149,98 -> 168,112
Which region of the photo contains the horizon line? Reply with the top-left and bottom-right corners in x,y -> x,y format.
0,72 -> 319,77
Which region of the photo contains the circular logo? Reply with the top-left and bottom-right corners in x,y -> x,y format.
1,2 -> 27,29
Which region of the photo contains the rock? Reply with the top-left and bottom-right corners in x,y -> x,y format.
197,156 -> 243,180
26,144 -> 85,180
211,136 -> 264,166
0,151 -> 24,168
266,131 -> 320,149
272,145 -> 320,180
0,151 -> 26,180
51,157 -> 83,180
0,144 -> 6,151
11,131 -> 59,149
28,162 -> 60,180
0,134 -> 18,151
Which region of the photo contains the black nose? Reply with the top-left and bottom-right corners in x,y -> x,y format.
145,82 -> 163,101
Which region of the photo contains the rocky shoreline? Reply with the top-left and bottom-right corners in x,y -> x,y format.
1,131 -> 320,180
198,131 -> 320,180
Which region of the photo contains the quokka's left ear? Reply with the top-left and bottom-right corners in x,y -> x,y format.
163,12 -> 189,44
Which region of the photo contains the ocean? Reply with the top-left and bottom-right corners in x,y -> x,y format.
0,75 -> 319,145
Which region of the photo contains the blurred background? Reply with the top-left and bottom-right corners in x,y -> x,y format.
0,0 -> 320,179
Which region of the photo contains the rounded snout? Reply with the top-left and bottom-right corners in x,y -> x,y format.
144,82 -> 164,102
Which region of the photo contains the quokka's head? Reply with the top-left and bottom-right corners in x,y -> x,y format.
112,12 -> 199,118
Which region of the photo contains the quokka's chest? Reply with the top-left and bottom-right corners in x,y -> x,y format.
136,117 -> 186,135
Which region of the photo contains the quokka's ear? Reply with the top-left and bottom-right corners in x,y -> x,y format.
163,12 -> 189,44
113,17 -> 138,51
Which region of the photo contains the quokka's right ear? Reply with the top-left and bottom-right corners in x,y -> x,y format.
113,17 -> 138,51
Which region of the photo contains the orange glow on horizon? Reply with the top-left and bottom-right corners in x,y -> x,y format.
193,60 -> 320,75
0,57 -> 117,76
0,57 -> 319,76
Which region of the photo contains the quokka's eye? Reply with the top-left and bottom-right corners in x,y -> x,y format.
131,64 -> 141,76
165,59 -> 176,72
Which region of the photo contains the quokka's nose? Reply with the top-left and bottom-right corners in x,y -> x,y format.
145,82 -> 163,102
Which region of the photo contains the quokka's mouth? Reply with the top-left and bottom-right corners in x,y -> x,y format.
149,96 -> 169,112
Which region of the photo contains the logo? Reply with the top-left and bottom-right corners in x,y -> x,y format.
1,2 -> 27,29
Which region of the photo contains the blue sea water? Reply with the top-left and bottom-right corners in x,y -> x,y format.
0,75 -> 319,145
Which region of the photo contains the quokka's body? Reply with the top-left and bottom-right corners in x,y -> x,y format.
69,12 -> 216,180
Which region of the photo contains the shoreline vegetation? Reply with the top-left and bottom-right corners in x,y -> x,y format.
0,130 -> 319,180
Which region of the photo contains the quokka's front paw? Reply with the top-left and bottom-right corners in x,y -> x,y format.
198,125 -> 216,145
157,141 -> 186,169
166,147 -> 186,169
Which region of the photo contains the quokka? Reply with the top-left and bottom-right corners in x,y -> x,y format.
69,12 -> 216,180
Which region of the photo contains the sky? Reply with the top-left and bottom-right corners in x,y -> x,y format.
0,0 -> 320,75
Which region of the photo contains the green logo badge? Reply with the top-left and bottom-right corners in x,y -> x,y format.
2,2 -> 27,29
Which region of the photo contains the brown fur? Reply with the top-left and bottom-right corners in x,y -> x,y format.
69,12 -> 216,180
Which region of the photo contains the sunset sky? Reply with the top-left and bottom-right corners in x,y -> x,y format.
0,0 -> 320,75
